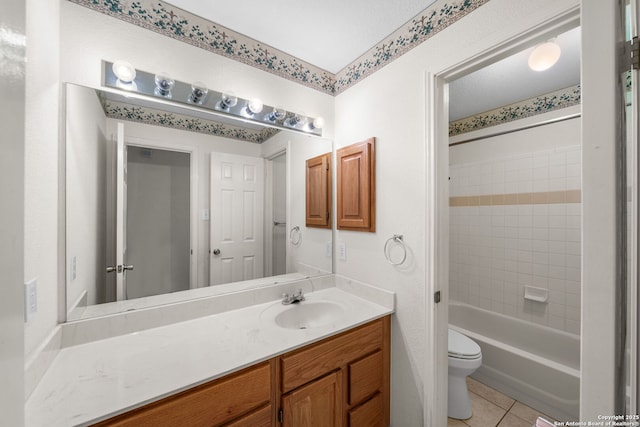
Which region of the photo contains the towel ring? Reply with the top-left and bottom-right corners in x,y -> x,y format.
290,226 -> 302,246
384,234 -> 407,266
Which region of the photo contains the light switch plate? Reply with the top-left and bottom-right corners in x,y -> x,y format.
338,242 -> 346,261
325,241 -> 332,258
24,278 -> 37,322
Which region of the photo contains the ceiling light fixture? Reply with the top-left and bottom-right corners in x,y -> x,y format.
528,40 -> 561,72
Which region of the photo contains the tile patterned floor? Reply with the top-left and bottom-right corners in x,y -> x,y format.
447,378 -> 556,427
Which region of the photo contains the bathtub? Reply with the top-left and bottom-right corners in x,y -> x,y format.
449,300 -> 580,421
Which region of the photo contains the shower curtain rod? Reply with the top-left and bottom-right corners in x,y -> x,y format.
449,112 -> 582,147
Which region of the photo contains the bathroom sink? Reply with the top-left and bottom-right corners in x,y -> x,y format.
264,301 -> 346,330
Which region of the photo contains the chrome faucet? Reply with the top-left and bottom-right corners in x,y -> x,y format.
282,289 -> 305,305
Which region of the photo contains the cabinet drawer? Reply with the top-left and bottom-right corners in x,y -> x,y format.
281,319 -> 383,393
349,350 -> 383,405
94,362 -> 271,427
224,404 -> 271,427
348,393 -> 383,427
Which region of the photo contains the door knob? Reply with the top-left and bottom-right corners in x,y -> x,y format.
106,266 -> 117,273
122,265 -> 134,271
213,249 -> 221,255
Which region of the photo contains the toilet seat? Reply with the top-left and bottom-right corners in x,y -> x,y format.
448,329 -> 481,359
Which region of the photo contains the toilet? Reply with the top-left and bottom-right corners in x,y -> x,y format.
448,328 -> 482,420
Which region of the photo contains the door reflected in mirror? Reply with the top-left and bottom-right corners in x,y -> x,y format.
65,83 -> 333,321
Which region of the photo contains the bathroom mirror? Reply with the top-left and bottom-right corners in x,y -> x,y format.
64,83 -> 333,321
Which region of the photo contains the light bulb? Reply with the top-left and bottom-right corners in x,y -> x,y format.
311,117 -> 325,129
247,98 -> 263,114
112,60 -> 136,83
154,72 -> 175,97
528,41 -> 561,71
265,107 -> 287,122
217,93 -> 238,111
188,82 -> 208,104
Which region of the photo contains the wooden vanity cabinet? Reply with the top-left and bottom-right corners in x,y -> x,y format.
92,361 -> 274,427
306,152 -> 332,228
336,138 -> 375,232
279,316 -> 390,426
92,316 -> 390,427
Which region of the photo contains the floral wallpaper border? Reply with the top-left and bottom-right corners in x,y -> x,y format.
68,0 -> 489,96
69,0 -> 336,94
101,99 -> 280,143
449,84 -> 581,136
334,0 -> 490,95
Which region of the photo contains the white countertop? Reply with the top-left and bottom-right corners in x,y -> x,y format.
26,283 -> 394,427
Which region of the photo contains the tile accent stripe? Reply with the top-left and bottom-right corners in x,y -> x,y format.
449,85 -> 581,136
334,0 -> 490,95
102,99 -> 280,143
67,0 -> 490,95
450,190 -> 582,207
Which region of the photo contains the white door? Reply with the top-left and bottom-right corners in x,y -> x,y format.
210,153 -> 265,285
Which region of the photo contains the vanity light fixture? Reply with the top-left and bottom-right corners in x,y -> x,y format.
102,60 -> 324,137
188,82 -> 208,104
528,40 -> 561,71
154,72 -> 175,98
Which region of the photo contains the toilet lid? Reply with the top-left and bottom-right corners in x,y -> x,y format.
448,329 -> 481,359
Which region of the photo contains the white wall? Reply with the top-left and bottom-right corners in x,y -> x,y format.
1,0 -> 26,425
24,0 -> 61,366
66,83 -> 108,308
449,117 -> 582,335
334,0 -> 579,424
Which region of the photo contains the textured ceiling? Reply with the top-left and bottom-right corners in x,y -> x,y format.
167,0 -> 438,74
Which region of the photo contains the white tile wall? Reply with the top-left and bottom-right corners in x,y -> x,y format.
449,146 -> 581,335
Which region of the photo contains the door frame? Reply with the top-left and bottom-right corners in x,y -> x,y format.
264,149 -> 287,278
424,7 -> 580,425
125,135 -> 199,291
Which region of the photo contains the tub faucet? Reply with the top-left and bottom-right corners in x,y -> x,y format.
282,289 -> 305,305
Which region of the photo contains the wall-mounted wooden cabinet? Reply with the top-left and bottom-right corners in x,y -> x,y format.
337,138 -> 375,232
93,316 -> 390,427
305,152 -> 332,228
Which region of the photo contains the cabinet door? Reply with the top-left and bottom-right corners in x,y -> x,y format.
306,152 -> 331,228
336,138 -> 375,232
282,371 -> 342,427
